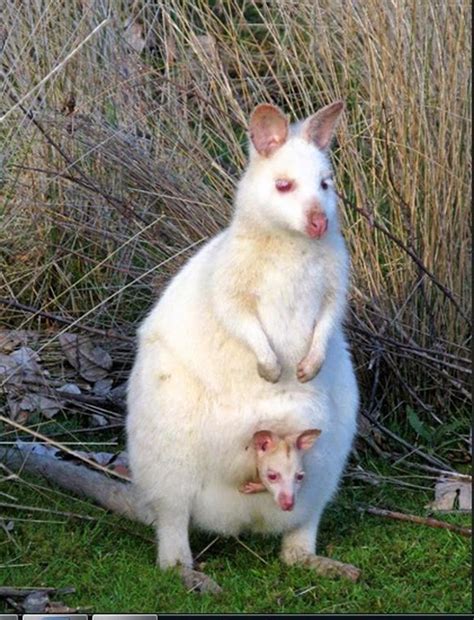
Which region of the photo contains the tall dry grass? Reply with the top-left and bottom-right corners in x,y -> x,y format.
0,0 -> 471,459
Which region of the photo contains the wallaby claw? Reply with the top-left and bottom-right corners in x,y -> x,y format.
179,566 -> 223,594
296,354 -> 324,383
257,360 -> 282,383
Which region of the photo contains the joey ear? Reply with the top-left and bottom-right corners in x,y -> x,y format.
249,104 -> 289,157
295,428 -> 321,451
252,430 -> 277,453
303,101 -> 344,151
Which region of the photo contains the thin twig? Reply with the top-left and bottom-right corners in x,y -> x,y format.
233,536 -> 269,565
360,409 -> 455,471
360,505 -> 471,537
0,298 -> 133,343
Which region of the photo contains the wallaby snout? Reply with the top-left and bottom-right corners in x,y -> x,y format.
306,209 -> 328,239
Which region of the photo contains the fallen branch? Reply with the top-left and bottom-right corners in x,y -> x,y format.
0,445 -> 150,524
360,505 -> 471,537
0,587 -> 74,599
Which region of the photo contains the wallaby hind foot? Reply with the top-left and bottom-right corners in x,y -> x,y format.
281,549 -> 360,582
178,565 -> 223,595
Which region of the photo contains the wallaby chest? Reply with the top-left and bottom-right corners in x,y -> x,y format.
254,245 -> 328,362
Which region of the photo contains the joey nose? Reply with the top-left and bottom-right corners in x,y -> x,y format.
278,493 -> 295,511
306,210 -> 328,239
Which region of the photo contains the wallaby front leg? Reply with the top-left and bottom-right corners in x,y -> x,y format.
297,290 -> 342,383
215,298 -> 281,382
243,317 -> 282,382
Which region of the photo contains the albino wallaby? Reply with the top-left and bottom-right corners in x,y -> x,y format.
127,101 -> 359,592
239,428 -> 321,511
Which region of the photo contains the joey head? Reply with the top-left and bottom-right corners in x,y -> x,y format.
240,428 -> 321,511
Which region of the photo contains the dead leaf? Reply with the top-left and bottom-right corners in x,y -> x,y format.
91,413 -> 108,427
21,590 -> 50,613
1,347 -> 58,420
57,382 -> 82,395
59,333 -> 112,382
426,476 -> 472,512
109,381 -> 127,405
0,330 -> 39,353
22,393 -> 61,418
93,377 -> 113,397
0,347 -> 43,383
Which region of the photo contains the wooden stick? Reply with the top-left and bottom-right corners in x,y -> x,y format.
0,446 -> 149,524
362,505 -> 472,537
0,586 -> 75,598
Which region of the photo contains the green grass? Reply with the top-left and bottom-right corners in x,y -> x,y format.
1,469 -> 471,614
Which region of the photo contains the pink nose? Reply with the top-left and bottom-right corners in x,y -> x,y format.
306,211 -> 328,239
278,494 -> 295,511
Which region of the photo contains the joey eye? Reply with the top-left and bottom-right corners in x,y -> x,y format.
321,177 -> 332,191
296,472 -> 305,481
267,472 -> 279,482
275,179 -> 294,193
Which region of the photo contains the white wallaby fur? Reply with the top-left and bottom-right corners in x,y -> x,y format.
127,101 -> 359,580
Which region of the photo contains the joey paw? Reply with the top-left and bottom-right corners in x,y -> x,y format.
257,359 -> 282,383
296,354 -> 324,383
179,566 -> 223,594
239,480 -> 265,494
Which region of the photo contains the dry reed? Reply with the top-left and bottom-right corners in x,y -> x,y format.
0,0 -> 471,461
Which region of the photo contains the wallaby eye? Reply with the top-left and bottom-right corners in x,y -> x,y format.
296,472 -> 305,481
275,179 -> 294,193
321,177 -> 332,191
267,471 -> 280,482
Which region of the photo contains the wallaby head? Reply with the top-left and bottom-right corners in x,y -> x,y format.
250,428 -> 321,511
236,101 -> 344,240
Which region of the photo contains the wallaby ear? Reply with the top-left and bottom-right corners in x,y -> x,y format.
252,430 -> 278,453
295,428 -> 321,451
303,101 -> 344,151
249,104 -> 289,157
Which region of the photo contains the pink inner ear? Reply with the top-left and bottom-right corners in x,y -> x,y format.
253,430 -> 275,452
296,429 -> 321,451
249,104 -> 288,157
304,101 -> 344,151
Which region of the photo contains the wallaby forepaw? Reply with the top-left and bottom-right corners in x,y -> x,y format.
296,354 -> 324,383
179,566 -> 223,595
257,359 -> 282,383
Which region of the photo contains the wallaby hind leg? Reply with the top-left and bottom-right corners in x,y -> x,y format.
154,498 -> 193,570
153,498 -> 222,594
280,516 -> 360,582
